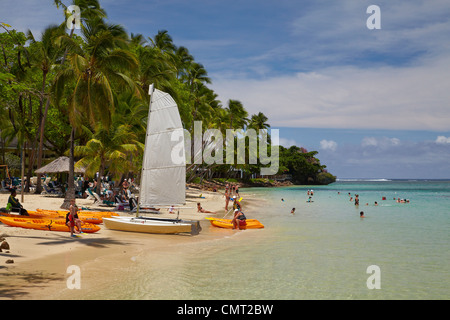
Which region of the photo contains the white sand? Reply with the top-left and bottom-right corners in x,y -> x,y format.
0,188 -> 253,299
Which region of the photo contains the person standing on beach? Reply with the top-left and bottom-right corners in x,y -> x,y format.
232,196 -> 242,212
224,184 -> 230,211
66,199 -> 82,237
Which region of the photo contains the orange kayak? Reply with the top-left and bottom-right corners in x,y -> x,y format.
0,216 -> 100,233
206,217 -> 264,229
34,209 -> 119,224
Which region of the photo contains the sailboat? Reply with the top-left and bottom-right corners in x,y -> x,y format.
103,85 -> 201,235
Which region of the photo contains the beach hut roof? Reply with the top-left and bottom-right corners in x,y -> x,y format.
35,156 -> 85,174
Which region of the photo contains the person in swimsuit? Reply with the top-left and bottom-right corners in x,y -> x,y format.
232,209 -> 247,230
224,184 -> 230,211
354,194 -> 359,206
197,202 -> 216,214
66,199 -> 83,237
231,196 -> 246,229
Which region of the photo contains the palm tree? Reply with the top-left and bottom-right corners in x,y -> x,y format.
27,25 -> 65,194
53,16 -> 140,208
149,30 -> 176,53
226,99 -> 249,129
248,112 -> 270,131
75,123 -> 143,195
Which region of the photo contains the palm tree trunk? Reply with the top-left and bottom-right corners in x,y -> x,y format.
61,127 -> 75,209
35,97 -> 51,194
96,163 -> 104,195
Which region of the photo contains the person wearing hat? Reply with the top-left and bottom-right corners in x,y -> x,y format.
232,208 -> 247,230
232,196 -> 242,211
8,189 -> 29,216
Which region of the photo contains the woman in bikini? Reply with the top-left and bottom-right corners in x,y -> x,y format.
197,202 -> 216,214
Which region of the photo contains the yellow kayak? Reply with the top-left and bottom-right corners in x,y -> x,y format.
0,216 -> 100,233
206,217 -> 264,229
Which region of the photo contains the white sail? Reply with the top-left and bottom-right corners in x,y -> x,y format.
139,85 -> 186,207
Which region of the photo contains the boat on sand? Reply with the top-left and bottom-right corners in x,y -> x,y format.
102,85 -> 200,235
103,216 -> 192,234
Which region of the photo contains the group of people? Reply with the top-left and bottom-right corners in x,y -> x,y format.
223,183 -> 240,211
6,188 -> 82,236
115,179 -> 137,210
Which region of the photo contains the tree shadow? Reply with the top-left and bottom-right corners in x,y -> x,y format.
5,233 -> 134,249
0,269 -> 65,300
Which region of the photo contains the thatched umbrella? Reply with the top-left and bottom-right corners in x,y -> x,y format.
35,156 -> 85,174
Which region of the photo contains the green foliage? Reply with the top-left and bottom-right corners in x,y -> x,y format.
0,0 -> 335,188
279,146 -> 336,185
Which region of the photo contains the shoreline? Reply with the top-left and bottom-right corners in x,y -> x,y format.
0,188 -> 263,300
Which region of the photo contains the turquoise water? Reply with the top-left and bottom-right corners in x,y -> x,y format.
237,180 -> 450,299
85,180 -> 449,300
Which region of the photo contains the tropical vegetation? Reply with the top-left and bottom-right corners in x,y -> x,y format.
0,0 -> 335,207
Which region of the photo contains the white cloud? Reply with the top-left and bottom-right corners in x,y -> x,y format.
436,136 -> 450,144
279,137 -> 299,148
320,139 -> 337,152
361,137 -> 401,148
361,137 -> 378,147
212,54 -> 450,131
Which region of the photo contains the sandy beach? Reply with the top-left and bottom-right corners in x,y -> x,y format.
0,187 -> 253,300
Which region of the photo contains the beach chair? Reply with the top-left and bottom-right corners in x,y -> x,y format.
43,184 -> 63,196
114,195 -> 130,211
1,180 -> 10,192
87,188 -> 102,204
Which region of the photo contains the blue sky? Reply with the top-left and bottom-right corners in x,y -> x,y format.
2,0 -> 450,179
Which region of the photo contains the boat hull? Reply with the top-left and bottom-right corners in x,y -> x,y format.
206,217 -> 264,229
103,217 -> 193,234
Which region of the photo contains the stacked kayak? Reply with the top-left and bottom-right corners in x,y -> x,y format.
0,216 -> 100,233
31,209 -> 119,224
206,217 -> 264,229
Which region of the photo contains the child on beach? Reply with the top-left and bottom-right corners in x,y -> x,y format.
66,199 -> 83,237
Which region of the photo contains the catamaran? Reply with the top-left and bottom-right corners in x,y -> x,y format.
103,85 -> 201,235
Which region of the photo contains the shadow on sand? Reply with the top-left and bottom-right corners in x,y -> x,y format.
0,234 -> 134,300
